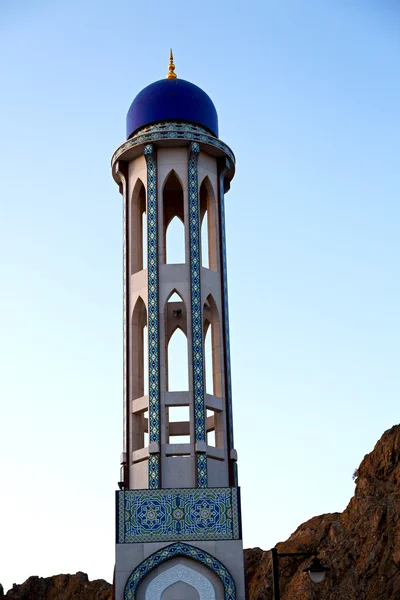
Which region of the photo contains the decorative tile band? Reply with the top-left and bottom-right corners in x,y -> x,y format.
117,487 -> 240,543
124,542 -> 236,600
188,142 -> 207,488
219,160 -> 234,451
144,144 -> 160,489
112,122 -> 235,173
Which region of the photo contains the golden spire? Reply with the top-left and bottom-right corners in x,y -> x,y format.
166,48 -> 177,80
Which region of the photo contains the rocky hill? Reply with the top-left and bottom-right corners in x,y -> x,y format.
2,425 -> 399,599
245,424 -> 400,600
0,573 -> 112,600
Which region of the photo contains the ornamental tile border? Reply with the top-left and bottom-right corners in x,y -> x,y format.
116,487 -> 240,543
188,142 -> 207,488
111,122 -> 235,170
144,144 -> 160,489
124,542 -> 236,600
196,453 -> 207,489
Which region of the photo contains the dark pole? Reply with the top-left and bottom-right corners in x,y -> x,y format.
271,548 -> 281,600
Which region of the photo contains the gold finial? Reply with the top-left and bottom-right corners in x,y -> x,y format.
166,48 -> 177,80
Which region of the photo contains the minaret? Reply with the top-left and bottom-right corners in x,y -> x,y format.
112,53 -> 245,600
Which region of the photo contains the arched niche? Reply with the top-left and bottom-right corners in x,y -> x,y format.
145,564 -> 215,600
163,170 -> 185,264
124,542 -> 235,600
200,177 -> 217,271
130,178 -> 146,274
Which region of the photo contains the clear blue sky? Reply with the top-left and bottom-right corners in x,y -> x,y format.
1,0 -> 399,592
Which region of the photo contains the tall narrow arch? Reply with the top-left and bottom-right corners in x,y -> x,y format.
131,296 -> 147,400
203,294 -> 222,397
200,177 -> 217,271
204,319 -> 213,396
130,178 -> 146,274
167,327 -> 189,392
124,542 -> 236,600
163,170 -> 185,264
164,289 -> 189,392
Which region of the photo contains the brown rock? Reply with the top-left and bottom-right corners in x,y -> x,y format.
4,572 -> 112,600
244,424 -> 400,600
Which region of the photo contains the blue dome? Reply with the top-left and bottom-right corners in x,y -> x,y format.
126,78 -> 219,139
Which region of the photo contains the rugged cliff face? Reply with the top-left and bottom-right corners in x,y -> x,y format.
2,425 -> 399,600
245,424 -> 400,600
1,572 -> 112,600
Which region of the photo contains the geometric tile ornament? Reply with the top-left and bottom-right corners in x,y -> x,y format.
116,487 -> 241,543
188,141 -> 207,488
112,122 -> 235,174
144,144 -> 160,489
218,158 -> 238,487
124,542 -> 236,600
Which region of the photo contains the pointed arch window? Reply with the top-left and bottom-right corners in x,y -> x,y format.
203,295 -> 222,397
164,289 -> 189,392
163,171 -> 185,264
131,296 -> 147,400
167,328 -> 189,392
130,179 -> 146,274
131,296 -> 148,450
200,178 -> 218,271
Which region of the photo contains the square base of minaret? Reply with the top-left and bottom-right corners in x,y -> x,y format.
115,489 -> 246,600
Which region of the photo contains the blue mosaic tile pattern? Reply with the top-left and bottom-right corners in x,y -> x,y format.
188,142 -> 207,488
112,122 -> 235,172
117,487 -> 240,543
124,542 -> 236,600
144,144 -> 160,489
197,453 -> 207,488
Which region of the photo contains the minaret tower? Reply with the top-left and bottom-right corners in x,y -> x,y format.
111,53 -> 245,600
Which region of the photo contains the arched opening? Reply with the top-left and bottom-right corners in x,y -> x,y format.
204,321 -> 213,395
203,295 -> 224,449
164,289 -> 188,393
142,210 -> 147,270
143,324 -> 149,397
200,178 -> 217,271
131,296 -> 148,451
167,328 -> 189,392
131,296 -> 147,400
203,295 -> 222,397
130,179 -> 146,274
201,212 -> 209,269
163,171 -> 185,264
